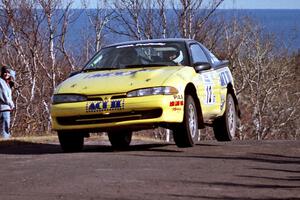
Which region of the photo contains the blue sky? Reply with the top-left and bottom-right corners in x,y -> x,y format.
72,0 -> 300,9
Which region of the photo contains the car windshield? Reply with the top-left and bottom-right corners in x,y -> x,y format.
83,41 -> 189,71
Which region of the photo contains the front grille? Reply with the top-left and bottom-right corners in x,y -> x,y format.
111,95 -> 127,99
56,109 -> 162,126
86,93 -> 127,101
87,96 -> 103,101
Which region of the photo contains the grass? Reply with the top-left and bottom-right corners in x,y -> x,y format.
0,135 -> 58,146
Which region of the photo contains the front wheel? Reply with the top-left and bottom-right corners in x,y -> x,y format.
107,131 -> 132,149
173,95 -> 199,148
213,93 -> 237,141
58,131 -> 84,152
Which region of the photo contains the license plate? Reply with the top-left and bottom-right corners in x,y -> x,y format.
86,99 -> 125,112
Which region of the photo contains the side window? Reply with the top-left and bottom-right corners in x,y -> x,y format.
190,44 -> 208,64
201,45 -> 220,65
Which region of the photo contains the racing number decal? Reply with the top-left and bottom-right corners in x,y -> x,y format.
205,85 -> 216,104
202,74 -> 216,105
206,86 -> 213,104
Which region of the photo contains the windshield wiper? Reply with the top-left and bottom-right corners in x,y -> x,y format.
123,63 -> 170,68
82,67 -> 117,72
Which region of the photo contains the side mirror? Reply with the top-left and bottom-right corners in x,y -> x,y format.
193,62 -> 212,72
68,71 -> 81,78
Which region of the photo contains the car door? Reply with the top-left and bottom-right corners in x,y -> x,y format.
189,43 -> 222,119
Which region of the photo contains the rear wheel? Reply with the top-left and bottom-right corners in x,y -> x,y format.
58,131 -> 84,152
173,95 -> 199,148
213,93 -> 237,141
107,131 -> 132,149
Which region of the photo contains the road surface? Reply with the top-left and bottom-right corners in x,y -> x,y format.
0,138 -> 299,200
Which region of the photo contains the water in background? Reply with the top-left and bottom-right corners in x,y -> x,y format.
221,9 -> 300,51
66,9 -> 300,54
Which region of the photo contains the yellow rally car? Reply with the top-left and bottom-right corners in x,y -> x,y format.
51,39 -> 240,152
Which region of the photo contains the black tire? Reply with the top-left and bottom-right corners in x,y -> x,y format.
213,93 -> 237,141
58,131 -> 84,152
107,131 -> 132,149
173,95 -> 199,148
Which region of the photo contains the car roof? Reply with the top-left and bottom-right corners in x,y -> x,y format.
104,38 -> 196,48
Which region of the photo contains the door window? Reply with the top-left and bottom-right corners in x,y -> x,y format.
190,44 -> 208,64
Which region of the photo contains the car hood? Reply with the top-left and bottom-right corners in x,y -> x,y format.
55,67 -> 183,95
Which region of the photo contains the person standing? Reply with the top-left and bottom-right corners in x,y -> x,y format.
0,66 -> 15,139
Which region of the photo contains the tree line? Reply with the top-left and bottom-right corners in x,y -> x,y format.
0,0 -> 299,139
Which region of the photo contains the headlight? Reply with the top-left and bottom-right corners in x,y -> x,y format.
127,86 -> 178,97
52,94 -> 87,104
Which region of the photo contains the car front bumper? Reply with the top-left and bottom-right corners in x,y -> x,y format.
51,95 -> 184,132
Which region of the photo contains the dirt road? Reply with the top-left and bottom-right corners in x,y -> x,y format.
0,138 -> 299,200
